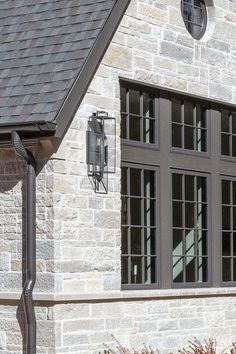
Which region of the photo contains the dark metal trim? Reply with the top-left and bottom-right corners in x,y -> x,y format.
53,0 -> 131,141
0,121 -> 56,144
120,77 -> 236,112
11,131 -> 37,354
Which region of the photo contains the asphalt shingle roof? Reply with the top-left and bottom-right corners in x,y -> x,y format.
0,0 -> 117,126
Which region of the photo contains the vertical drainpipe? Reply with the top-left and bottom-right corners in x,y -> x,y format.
11,131 -> 37,354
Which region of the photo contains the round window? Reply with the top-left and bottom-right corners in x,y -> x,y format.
181,0 -> 207,40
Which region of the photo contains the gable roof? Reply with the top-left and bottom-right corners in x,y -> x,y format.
0,0 -> 130,141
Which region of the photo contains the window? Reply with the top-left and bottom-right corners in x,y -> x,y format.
172,98 -> 207,152
181,0 -> 207,40
221,110 -> 236,157
120,80 -> 236,289
121,87 -> 158,145
221,178 -> 236,282
172,172 -> 208,284
121,165 -> 158,287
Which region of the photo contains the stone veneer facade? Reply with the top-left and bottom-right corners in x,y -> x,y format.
0,0 -> 236,353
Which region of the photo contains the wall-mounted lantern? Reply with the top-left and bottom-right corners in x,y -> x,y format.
86,111 -> 116,193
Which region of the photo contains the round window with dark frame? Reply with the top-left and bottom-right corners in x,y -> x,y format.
181,0 -> 207,40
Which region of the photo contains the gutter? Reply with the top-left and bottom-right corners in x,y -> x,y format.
0,121 -> 56,144
11,131 -> 37,354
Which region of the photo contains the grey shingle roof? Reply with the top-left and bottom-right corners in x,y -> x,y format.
0,0 -> 129,132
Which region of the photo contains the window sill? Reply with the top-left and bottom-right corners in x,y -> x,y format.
1,288 -> 236,303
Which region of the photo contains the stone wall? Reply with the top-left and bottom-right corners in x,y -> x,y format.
0,145 -> 56,353
52,0 -> 236,293
1,0 -> 236,353
54,295 -> 236,354
0,145 -> 56,294
50,0 -> 236,352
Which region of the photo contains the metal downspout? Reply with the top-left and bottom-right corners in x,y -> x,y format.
11,131 -> 37,354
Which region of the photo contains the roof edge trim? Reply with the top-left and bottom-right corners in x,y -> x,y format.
53,0 -> 131,141
0,120 -> 56,143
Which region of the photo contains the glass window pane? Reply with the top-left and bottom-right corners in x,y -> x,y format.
173,173 -> 183,200
233,207 -> 236,230
185,229 -> 195,256
197,203 -> 207,229
233,232 -> 236,256
121,256 -> 128,284
173,229 -> 183,256
222,206 -> 231,230
222,180 -> 231,205
130,198 -> 141,225
197,257 -> 207,282
197,176 -> 207,203
121,113 -> 127,139
122,227 -> 128,255
185,202 -> 195,228
186,256 -> 195,282
232,135 -> 236,157
184,126 -> 194,150
131,256 -> 142,283
143,93 -> 155,118
172,123 -> 182,148
196,105 -> 206,128
144,199 -> 155,226
198,230 -> 207,256
129,90 -> 140,115
143,118 -> 155,143
144,228 -> 156,255
182,0 -> 207,40
221,133 -> 230,156
130,168 -> 141,196
222,232 -> 231,256
121,197 -> 128,225
129,115 -> 141,141
196,128 -> 206,152
121,87 -> 127,113
184,102 -> 194,125
121,168 -> 127,195
234,259 -> 236,282
173,201 -> 183,227
232,113 -> 236,134
173,256 -> 184,282
144,257 -> 156,284
233,182 -> 236,205
131,228 -> 142,255
172,99 -> 182,123
221,111 -> 230,133
144,170 -> 155,198
223,257 -> 231,282
185,175 -> 195,201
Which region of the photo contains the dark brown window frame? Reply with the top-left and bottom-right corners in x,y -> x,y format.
220,175 -> 236,286
171,97 -> 210,156
121,85 -> 160,151
121,162 -> 160,290
221,109 -> 236,160
120,79 -> 236,289
171,169 -> 211,288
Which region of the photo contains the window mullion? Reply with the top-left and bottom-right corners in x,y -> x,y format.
141,169 -> 145,284
127,89 -> 130,140
127,167 -> 131,284
140,92 -> 144,143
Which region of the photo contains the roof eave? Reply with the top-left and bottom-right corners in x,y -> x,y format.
0,120 -> 57,144
53,0 -> 131,143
